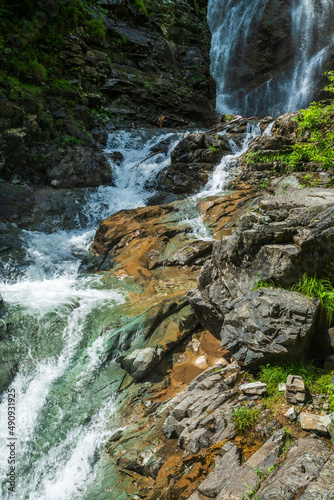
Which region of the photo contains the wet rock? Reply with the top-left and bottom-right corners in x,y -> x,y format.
285,375 -> 306,404
122,347 -> 158,381
170,241 -> 213,267
118,299 -> 199,381
239,381 -> 267,396
46,146 -> 113,188
257,438 -> 330,499
156,132 -> 232,195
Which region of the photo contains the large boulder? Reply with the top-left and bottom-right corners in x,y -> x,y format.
221,289 -> 318,367
188,189 -> 334,365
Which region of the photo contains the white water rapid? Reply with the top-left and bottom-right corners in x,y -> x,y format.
0,129 -> 185,500
0,121 -> 265,498
208,0 -> 334,117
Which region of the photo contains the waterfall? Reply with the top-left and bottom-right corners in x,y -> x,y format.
208,0 -> 334,117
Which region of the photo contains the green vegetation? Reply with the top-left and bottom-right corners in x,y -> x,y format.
209,145 -> 219,153
253,276 -> 276,290
245,151 -> 291,165
0,0 -> 108,100
288,73 -> 334,170
144,81 -> 154,93
253,273 -> 334,326
291,274 -> 334,324
133,0 -> 148,15
258,362 -> 334,410
245,71 -> 334,172
231,405 -> 261,433
244,487 -> 259,500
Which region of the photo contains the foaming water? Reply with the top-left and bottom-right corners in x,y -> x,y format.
0,128 -> 184,499
208,0 -> 334,116
179,122 -> 261,240
0,123 -> 264,497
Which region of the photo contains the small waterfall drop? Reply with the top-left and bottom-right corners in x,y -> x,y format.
208,0 -> 334,117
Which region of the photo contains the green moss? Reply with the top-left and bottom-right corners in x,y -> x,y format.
258,362 -> 334,411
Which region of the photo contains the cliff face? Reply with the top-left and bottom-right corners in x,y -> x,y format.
0,0 -> 217,186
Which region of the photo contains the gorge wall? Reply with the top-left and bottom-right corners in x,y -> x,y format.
0,0 -> 216,186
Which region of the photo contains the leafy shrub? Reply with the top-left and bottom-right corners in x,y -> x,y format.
287,71 -> 334,171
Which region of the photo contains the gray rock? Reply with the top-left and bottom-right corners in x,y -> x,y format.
122,347 -> 158,381
198,445 -> 241,497
284,407 -> 298,420
298,456 -> 334,499
178,427 -> 212,454
257,438 -> 330,499
162,415 -> 186,439
188,189 -> 334,367
221,289 -> 318,367
321,413 -> 334,440
300,413 -> 329,435
285,375 -> 306,404
157,132 -> 232,195
239,381 -> 267,395
216,430 -> 285,500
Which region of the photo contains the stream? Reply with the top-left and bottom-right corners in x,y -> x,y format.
0,122 -> 262,499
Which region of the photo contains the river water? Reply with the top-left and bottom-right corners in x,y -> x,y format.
2,0 -> 330,495
0,122 -> 262,498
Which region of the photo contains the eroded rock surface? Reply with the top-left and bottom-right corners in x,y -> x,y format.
188,188 -> 334,365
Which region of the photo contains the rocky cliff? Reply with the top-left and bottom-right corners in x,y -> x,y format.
0,0 -> 216,186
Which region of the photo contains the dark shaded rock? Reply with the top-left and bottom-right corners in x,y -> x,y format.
46,146 -> 113,188
156,132 -> 232,194
221,289 -> 318,367
246,134 -> 294,155
272,112 -> 299,138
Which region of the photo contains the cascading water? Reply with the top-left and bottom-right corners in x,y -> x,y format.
208,0 -> 334,117
0,129 -> 185,499
0,120 -> 267,498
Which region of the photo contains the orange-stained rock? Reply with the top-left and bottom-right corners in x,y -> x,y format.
91,187 -> 257,283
